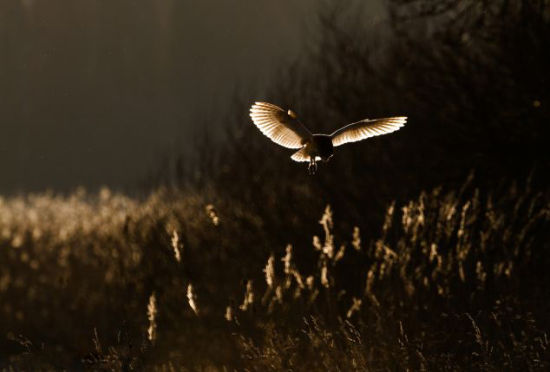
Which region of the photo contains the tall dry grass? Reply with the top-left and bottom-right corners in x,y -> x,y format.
0,176 -> 548,370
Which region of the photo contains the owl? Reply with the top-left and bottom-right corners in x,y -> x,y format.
250,102 -> 407,174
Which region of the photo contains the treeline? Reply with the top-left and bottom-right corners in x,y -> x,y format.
154,0 -> 549,235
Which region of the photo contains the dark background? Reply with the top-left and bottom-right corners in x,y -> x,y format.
0,0 -> 383,194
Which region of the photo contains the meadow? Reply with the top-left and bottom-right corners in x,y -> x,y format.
0,174 -> 549,370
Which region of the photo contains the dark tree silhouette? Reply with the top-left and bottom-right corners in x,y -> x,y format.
159,0 -> 549,237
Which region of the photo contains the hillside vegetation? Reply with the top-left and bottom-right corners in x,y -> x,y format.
1,177 -> 549,370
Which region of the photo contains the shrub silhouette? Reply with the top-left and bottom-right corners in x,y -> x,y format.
158,0 -> 549,231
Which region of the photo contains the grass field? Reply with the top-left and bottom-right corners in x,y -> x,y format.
1,176 -> 548,370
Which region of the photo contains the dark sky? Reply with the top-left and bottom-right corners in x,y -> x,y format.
0,0 -> 384,194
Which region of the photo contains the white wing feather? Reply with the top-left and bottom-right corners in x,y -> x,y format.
249,102 -> 312,149
330,117 -> 407,147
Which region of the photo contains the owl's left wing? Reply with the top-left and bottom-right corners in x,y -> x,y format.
249,102 -> 312,149
330,116 -> 407,147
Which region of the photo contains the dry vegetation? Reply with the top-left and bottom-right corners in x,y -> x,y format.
0,176 -> 549,370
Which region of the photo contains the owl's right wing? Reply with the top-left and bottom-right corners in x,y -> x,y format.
249,102 -> 312,149
330,117 -> 407,147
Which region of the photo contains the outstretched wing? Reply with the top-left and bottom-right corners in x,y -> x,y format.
330,117 -> 407,147
290,147 -> 310,162
249,102 -> 312,149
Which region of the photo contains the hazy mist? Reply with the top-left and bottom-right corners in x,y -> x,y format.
0,0 -> 384,194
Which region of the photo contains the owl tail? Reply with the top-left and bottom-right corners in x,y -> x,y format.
291,147 -> 309,162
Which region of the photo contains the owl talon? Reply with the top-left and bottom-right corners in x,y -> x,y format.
308,159 -> 317,175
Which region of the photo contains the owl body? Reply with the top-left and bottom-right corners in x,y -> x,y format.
307,135 -> 334,162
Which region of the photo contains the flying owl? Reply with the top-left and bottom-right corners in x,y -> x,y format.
249,102 -> 407,174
